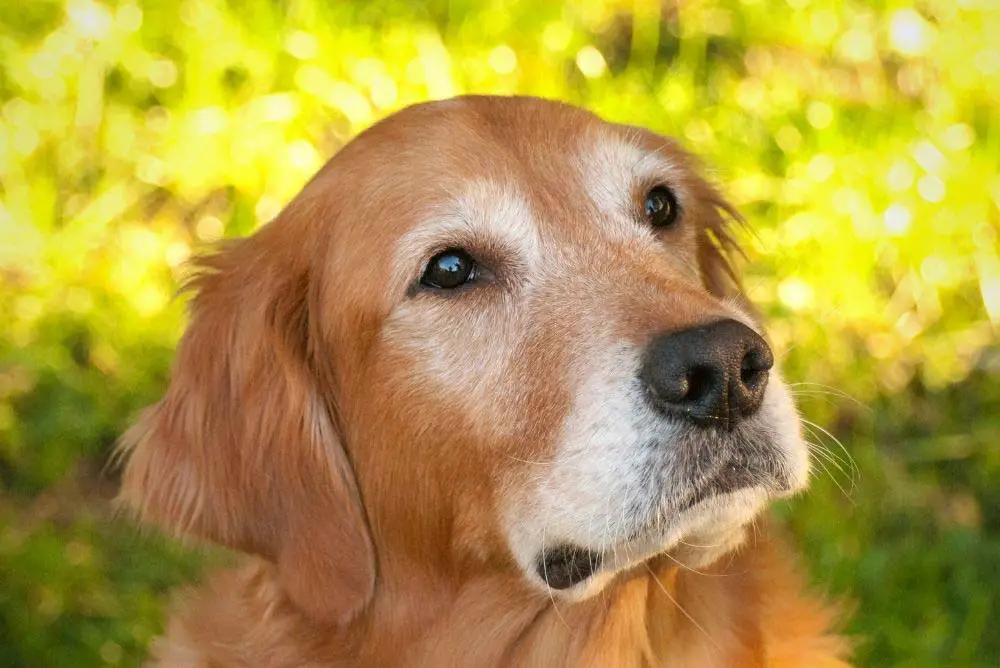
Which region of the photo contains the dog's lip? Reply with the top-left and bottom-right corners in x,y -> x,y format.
674,460 -> 769,512
619,463 -> 782,545
537,544 -> 603,590
537,482 -> 767,590
535,455 -> 788,590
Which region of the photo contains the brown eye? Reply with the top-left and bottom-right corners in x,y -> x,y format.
644,186 -> 679,228
420,249 -> 477,290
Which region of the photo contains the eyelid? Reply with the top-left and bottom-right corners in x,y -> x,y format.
407,247 -> 495,298
418,237 -> 518,284
420,246 -> 486,280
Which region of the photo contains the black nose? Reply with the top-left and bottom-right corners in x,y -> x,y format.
640,319 -> 774,430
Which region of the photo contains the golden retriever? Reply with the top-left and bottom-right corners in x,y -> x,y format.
118,96 -> 850,666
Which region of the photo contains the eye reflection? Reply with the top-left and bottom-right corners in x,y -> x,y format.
644,186 -> 679,228
420,249 -> 477,290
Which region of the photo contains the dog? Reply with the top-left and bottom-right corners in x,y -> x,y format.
118,95 -> 850,666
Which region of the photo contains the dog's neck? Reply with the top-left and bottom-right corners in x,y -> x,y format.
360,554 -> 766,667
153,534 -> 846,667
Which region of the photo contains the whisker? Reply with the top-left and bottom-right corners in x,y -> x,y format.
598,478 -> 616,617
645,562 -> 720,652
801,418 -> 860,482
540,504 -> 571,630
787,382 -> 871,411
804,437 -> 854,482
661,550 -> 731,578
504,454 -> 558,465
503,447 -> 593,467
677,536 -> 729,549
804,441 -> 855,503
790,391 -> 857,413
620,490 -> 634,567
605,478 -> 619,575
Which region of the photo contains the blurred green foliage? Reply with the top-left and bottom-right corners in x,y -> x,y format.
1,0 -> 998,665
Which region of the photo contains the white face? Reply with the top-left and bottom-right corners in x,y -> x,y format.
375,120 -> 811,599
503,343 -> 808,599
497,136 -> 809,597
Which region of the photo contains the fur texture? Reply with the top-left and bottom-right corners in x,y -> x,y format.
118,96 -> 850,666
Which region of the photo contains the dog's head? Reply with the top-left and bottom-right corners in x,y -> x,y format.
119,96 -> 809,624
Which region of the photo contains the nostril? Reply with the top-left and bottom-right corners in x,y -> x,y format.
684,366 -> 715,403
641,319 -> 774,428
739,351 -> 767,389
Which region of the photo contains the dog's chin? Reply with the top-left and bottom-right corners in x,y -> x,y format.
535,486 -> 770,601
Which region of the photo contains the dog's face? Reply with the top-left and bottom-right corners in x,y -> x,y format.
120,96 -> 809,622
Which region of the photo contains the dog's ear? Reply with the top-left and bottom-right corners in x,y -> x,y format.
648,134 -> 746,300
696,186 -> 747,300
116,205 -> 375,625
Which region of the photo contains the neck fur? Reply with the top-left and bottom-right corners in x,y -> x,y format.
154,534 -> 849,667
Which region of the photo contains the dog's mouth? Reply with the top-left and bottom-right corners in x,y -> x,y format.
675,458 -> 787,512
535,463 -> 782,590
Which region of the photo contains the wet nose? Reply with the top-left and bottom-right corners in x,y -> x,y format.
640,319 -> 773,430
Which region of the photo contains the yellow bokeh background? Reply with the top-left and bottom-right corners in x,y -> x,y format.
1,1 -> 998,665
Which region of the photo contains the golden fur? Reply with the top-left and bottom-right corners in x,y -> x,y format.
118,96 -> 850,666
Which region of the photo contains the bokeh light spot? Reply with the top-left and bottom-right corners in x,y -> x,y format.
195,215 -> 224,242
286,31 -> 319,60
883,204 -> 912,235
807,154 -> 835,182
287,139 -> 320,172
255,196 -> 282,225
99,640 -> 123,665
887,160 -> 915,191
778,278 -> 814,311
575,46 -> 607,78
67,0 -> 113,40
165,242 -> 191,268
890,9 -> 935,57
775,124 -> 802,154
542,22 -> 572,52
488,45 -> 518,75
810,10 -> 840,44
913,140 -> 946,173
941,123 -> 974,151
918,175 -> 946,202
806,101 -> 834,128
836,26 -> 876,63
920,255 -> 948,285
147,59 -> 178,88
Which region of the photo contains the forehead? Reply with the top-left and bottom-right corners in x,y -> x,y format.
333,97 -> 690,209
314,98 -> 701,288
431,98 -> 688,211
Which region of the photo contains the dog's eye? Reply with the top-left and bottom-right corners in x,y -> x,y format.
644,186 -> 679,228
420,249 -> 478,290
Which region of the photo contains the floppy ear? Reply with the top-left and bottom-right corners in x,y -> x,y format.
697,187 -> 747,300
116,210 -> 375,625
648,134 -> 747,300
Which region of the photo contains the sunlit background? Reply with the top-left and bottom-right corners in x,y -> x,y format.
1,0 -> 998,665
